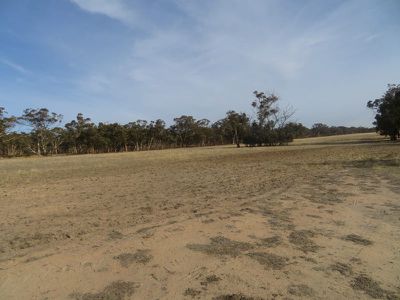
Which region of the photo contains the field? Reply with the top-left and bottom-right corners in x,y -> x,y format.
0,133 -> 399,299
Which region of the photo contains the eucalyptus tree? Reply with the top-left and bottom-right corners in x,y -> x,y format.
0,107 -> 16,139
147,119 -> 167,150
97,122 -> 127,152
125,120 -> 149,151
65,113 -> 96,153
311,123 -> 330,137
170,115 -> 197,147
19,108 -> 62,155
246,90 -> 294,146
0,107 -> 17,156
283,122 -> 309,139
367,84 -> 400,141
220,111 -> 249,147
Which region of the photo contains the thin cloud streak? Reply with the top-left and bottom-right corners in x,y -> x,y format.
0,58 -> 30,75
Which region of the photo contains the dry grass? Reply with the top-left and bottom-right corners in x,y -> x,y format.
70,281 -> 136,300
247,252 -> 288,270
187,236 -> 254,257
0,133 -> 399,299
114,250 -> 153,267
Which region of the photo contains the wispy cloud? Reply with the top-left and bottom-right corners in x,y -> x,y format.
0,58 -> 30,75
364,33 -> 380,43
69,0 -> 136,25
70,0 -> 374,121
3,0 -> 397,126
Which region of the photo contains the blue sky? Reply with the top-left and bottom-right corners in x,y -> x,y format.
0,0 -> 399,127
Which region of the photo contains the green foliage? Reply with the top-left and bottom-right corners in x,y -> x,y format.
367,84 -> 400,140
170,116 -> 212,147
284,122 -> 309,139
251,91 -> 279,128
311,123 -> 330,137
0,107 -> 17,156
243,90 -> 294,146
0,89 -> 376,157
19,108 -> 63,155
310,123 -> 373,137
217,111 -> 249,147
0,107 -> 16,137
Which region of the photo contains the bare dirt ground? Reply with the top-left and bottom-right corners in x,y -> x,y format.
0,133 -> 399,299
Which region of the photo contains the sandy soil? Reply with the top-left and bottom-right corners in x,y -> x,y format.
0,133 -> 399,299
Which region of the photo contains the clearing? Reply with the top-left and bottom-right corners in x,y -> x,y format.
0,133 -> 399,299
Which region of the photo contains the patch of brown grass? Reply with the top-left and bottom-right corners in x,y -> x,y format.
187,236 -> 253,257
247,252 -> 288,270
343,234 -> 373,246
71,281 -> 136,300
288,230 -> 320,253
114,250 -> 152,267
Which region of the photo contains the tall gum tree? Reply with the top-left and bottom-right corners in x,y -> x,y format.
19,108 -> 62,155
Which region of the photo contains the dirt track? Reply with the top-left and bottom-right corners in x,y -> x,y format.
0,133 -> 399,299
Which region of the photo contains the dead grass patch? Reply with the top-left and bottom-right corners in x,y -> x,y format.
247,252 -> 288,270
201,275 -> 221,286
308,190 -> 347,205
287,284 -> 315,297
330,262 -> 353,276
9,232 -> 58,250
114,249 -> 152,267
343,234 -> 373,246
213,294 -> 264,300
261,209 -> 295,230
333,220 -> 345,226
306,214 -> 322,219
351,274 -> 397,299
256,235 -> 282,248
202,219 -> 215,224
187,236 -> 253,257
348,158 -> 400,169
70,280 -> 136,300
108,230 -> 123,240
288,230 -> 320,253
184,288 -> 201,297
299,256 -> 317,264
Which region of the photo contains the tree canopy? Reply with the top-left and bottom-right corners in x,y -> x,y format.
0,90 -> 374,157
367,84 -> 400,141
0,107 -> 16,139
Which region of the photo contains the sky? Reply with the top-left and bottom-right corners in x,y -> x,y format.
0,0 -> 399,127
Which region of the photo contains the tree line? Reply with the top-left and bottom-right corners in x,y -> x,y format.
0,90 -> 374,157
